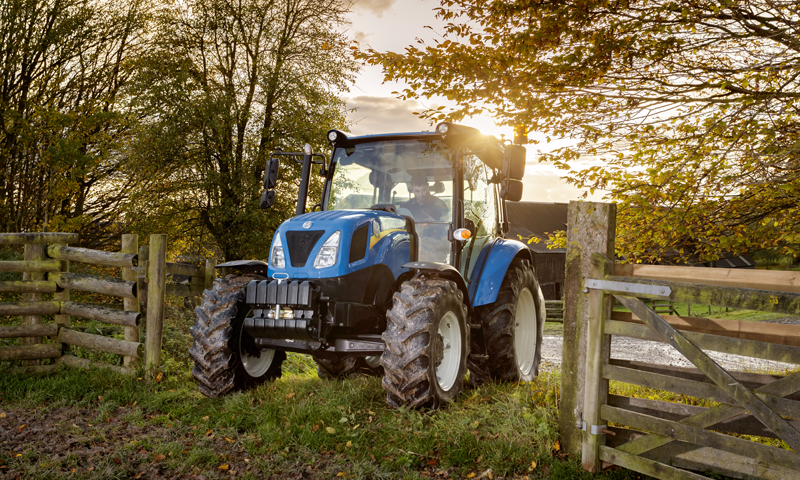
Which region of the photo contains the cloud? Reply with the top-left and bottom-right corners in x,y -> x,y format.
351,0 -> 397,17
344,96 -> 432,135
521,171 -> 604,203
351,30 -> 371,44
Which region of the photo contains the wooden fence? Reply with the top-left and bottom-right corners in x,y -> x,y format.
0,233 -> 215,377
545,299 -> 564,322
560,201 -> 800,479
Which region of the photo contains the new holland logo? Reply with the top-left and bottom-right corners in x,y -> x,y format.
302,221 -> 313,229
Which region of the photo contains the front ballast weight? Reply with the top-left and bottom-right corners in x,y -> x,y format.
244,279 -> 323,341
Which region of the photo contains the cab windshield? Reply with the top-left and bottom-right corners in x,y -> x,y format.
326,139 -> 454,263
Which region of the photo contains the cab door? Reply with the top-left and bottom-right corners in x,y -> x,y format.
459,154 -> 500,284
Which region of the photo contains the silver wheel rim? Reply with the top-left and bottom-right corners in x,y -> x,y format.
242,348 -> 275,377
436,311 -> 461,391
515,287 -> 537,376
365,355 -> 381,368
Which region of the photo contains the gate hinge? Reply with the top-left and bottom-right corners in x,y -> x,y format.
581,421 -> 609,435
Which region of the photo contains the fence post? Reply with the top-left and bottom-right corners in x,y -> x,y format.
122,234 -> 139,368
52,242 -> 70,361
558,201 -> 616,456
21,243 -> 45,366
145,235 -> 166,380
581,253 -> 613,472
204,258 -> 215,292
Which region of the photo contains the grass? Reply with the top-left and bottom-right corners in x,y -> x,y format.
0,303 -> 645,480
0,357 -> 639,479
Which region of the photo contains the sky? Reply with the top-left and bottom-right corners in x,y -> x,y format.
342,0 -> 603,203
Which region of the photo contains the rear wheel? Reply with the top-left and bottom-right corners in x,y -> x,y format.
189,275 -> 285,397
381,276 -> 468,409
316,356 -> 383,379
470,258 -> 544,383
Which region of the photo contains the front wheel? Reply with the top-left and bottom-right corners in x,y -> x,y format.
471,258 -> 544,383
381,276 -> 469,409
189,274 -> 285,397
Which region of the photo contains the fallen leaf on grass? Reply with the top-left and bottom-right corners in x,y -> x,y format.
426,459 -> 438,466
312,425 -> 319,432
552,440 -> 560,451
218,464 -> 229,470
155,372 -> 163,383
154,454 -> 166,462
225,437 -> 235,443
346,441 -> 352,447
17,425 -> 27,433
286,392 -> 296,399
0,412 -> 6,419
466,473 -> 476,479
98,395 -> 103,401
336,473 -> 345,477
530,460 -> 537,470
202,416 -> 209,421
541,465 -> 549,476
325,427 -> 336,434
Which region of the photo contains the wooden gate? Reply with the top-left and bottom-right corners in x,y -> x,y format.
561,201 -> 800,479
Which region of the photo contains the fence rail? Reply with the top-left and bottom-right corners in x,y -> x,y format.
562,201 -> 800,480
545,299 -> 564,322
0,232 -> 216,378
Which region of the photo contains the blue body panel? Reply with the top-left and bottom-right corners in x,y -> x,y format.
267,210 -> 411,281
469,238 -> 531,307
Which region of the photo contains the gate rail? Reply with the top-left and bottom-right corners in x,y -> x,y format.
581,258 -> 800,479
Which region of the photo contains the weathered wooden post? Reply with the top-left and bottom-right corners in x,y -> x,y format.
21,243 -> 45,366
52,242 -> 70,363
558,201 -> 616,456
145,235 -> 166,380
581,252 -> 613,472
204,258 -> 215,292
122,234 -> 139,368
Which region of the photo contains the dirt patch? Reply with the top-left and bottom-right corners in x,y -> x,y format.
0,406 -> 258,479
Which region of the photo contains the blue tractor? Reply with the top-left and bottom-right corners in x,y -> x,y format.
189,122 -> 546,408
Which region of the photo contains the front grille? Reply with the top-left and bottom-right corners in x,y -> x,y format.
285,230 -> 324,267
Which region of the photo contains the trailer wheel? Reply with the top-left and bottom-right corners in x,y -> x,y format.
381,276 -> 469,409
471,258 -> 544,383
189,274 -> 285,397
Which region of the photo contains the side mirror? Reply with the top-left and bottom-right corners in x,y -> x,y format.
259,190 -> 275,209
263,157 -> 280,189
503,145 -> 526,180
501,179 -> 523,202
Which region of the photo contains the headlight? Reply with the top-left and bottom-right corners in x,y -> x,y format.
314,231 -> 340,268
270,234 -> 286,268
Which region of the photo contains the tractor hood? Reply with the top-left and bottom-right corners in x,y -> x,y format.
266,209 -> 412,280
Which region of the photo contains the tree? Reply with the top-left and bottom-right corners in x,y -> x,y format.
0,0 -> 147,248
361,0 -> 800,262
124,0 -> 355,261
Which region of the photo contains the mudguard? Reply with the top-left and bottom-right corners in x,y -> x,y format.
469,238 -> 532,307
402,261 -> 471,314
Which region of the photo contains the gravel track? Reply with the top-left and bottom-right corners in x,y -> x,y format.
540,318 -> 800,374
